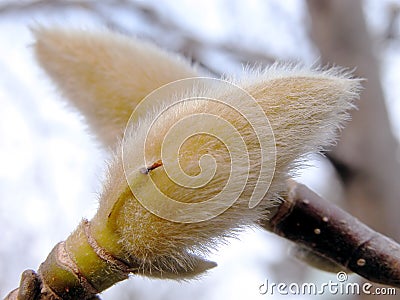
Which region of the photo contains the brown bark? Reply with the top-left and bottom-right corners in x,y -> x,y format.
268,181 -> 400,288
307,0 -> 400,298
7,181 -> 400,299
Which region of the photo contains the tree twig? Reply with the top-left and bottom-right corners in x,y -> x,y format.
262,180 -> 400,288
5,181 -> 400,299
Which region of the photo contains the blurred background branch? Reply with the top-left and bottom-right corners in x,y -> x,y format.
307,1 -> 400,298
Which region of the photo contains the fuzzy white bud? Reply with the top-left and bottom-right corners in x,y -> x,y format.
34,28 -> 362,278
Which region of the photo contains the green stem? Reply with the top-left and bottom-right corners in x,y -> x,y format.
36,219 -> 134,299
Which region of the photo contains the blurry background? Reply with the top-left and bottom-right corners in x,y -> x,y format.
0,0 -> 399,299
